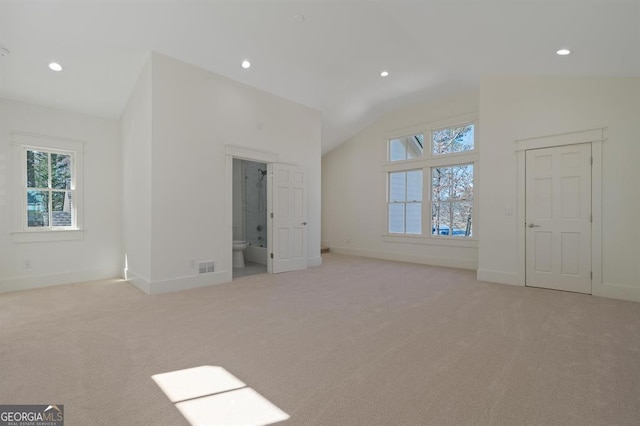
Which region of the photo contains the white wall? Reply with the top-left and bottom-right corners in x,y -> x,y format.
120,57 -> 152,286
478,76 -> 640,301
0,99 -> 122,292
123,52 -> 321,293
322,92 -> 480,269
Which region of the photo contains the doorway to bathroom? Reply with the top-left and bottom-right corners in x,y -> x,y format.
232,158 -> 268,278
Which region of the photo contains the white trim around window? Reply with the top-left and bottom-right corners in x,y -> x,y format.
11,132 -> 85,243
382,114 -> 479,246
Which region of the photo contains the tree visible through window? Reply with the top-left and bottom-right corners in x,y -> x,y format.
432,164 -> 473,236
432,124 -> 474,156
26,149 -> 74,228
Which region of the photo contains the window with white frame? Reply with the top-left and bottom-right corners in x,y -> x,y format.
389,133 -> 424,161
432,125 -> 474,156
432,163 -> 473,236
12,133 -> 84,241
385,121 -> 477,239
25,148 -> 75,228
388,169 -> 422,234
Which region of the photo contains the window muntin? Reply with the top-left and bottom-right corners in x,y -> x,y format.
25,149 -> 75,229
432,124 -> 474,156
431,164 -> 473,236
389,133 -> 424,161
388,170 -> 422,234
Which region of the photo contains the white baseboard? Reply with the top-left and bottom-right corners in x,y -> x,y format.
476,269 -> 520,286
593,282 -> 640,302
125,271 -> 151,294
128,270 -> 233,295
476,271 -> 640,302
308,256 -> 323,267
330,246 -> 477,270
0,267 -> 121,294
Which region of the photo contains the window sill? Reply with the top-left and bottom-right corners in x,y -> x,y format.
382,233 -> 478,248
12,229 -> 84,243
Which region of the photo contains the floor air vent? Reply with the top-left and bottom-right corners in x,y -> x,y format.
198,261 -> 215,274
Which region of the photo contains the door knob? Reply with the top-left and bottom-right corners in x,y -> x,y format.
527,223 -> 540,228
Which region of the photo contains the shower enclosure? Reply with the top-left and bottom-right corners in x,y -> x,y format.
232,159 -> 268,265
243,160 -> 267,247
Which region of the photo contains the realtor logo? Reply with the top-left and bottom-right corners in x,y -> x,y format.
0,404 -> 64,426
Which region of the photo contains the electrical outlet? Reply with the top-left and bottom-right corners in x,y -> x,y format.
190,259 -> 196,268
24,260 -> 31,269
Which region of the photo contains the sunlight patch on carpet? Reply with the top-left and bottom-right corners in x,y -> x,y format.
176,387 -> 289,426
152,366 -> 245,403
152,365 -> 289,426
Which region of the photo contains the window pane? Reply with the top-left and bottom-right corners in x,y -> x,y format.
389,134 -> 423,161
432,124 -> 474,156
52,191 -> 72,226
389,204 -> 405,233
389,139 -> 406,161
452,164 -> 473,200
406,170 -> 422,201
27,190 -> 49,227
406,134 -> 424,159
26,150 -> 48,188
389,172 -> 406,202
51,153 -> 72,189
452,201 -> 473,236
432,202 -> 450,235
406,203 -> 421,234
432,128 -> 450,156
432,167 -> 452,201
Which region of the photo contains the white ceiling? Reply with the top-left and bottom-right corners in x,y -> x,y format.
1,0 -> 639,154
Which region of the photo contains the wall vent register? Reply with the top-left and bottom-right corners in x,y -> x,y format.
198,261 -> 215,274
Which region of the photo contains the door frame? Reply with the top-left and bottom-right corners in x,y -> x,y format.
515,128 -> 604,291
225,145 -> 278,275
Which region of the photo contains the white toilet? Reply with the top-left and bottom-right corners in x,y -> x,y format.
232,240 -> 247,268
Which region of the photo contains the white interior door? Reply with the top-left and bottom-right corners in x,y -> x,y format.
268,163 -> 307,274
526,143 -> 592,294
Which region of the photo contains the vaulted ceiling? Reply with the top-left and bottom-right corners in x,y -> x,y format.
1,0 -> 639,153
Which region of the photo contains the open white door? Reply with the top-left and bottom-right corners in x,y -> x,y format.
525,143 -> 592,294
268,163 -> 307,274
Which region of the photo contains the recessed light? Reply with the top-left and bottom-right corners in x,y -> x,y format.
48,62 -> 63,71
292,14 -> 305,23
556,49 -> 571,56
380,71 -> 389,77
241,60 -> 251,69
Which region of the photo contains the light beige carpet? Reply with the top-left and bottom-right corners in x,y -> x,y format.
1,253 -> 639,425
